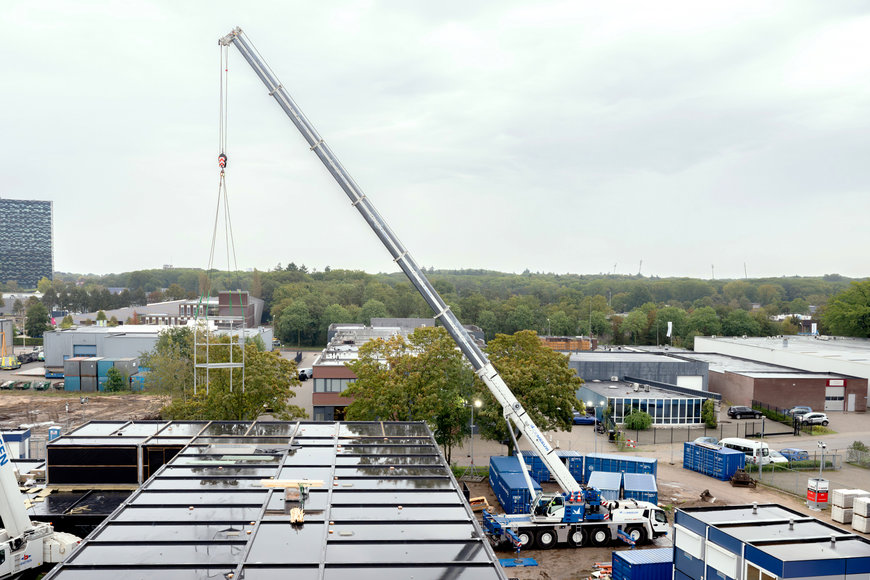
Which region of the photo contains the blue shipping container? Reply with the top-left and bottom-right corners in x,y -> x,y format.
64,376 -> 80,391
518,450 -> 549,483
612,547 -> 673,580
491,471 -> 541,514
622,473 -> 658,504
490,456 -> 525,478
585,453 -> 657,482
683,442 -> 744,481
97,358 -> 116,377
517,450 -> 584,483
587,471 -> 622,502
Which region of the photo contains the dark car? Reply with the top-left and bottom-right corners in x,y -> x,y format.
786,406 -> 813,418
727,406 -> 762,419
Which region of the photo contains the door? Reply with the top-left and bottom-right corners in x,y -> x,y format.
825,386 -> 845,411
848,393 -> 856,412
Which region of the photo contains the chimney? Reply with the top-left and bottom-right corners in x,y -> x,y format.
789,519 -> 794,530
752,502 -> 758,514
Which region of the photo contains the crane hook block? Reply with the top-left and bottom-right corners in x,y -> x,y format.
218,153 -> 228,168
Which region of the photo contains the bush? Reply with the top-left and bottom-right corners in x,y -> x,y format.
105,367 -> 128,392
702,400 -> 717,428
623,409 -> 652,430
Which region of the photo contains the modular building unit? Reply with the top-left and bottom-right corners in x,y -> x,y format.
491,472 -> 542,514
611,547 -> 673,580
585,452 -> 657,482
0,428 -> 31,459
43,420 -> 507,580
674,504 -> 870,580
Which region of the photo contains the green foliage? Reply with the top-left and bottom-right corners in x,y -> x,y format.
722,309 -> 762,336
25,301 -> 50,337
105,367 -> 127,392
473,330 -> 583,454
702,400 -> 717,428
160,338 -> 306,421
851,441 -> 869,452
60,315 -> 74,329
623,409 -> 653,430
344,327 -> 474,462
823,280 -> 870,337
96,310 -> 107,321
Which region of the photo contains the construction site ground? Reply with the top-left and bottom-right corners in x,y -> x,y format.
1,380 -> 869,579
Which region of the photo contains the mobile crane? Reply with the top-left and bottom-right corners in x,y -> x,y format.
0,435 -> 80,577
219,27 -> 669,549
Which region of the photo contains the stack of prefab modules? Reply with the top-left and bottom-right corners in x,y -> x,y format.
683,442 -> 745,481
63,357 -> 88,391
95,358 -> 139,391
79,357 -> 101,392
622,473 -> 658,504
612,547 -> 673,580
489,455 -> 542,514
854,497 -> 870,533
586,471 -> 622,502
518,449 -> 584,483
584,452 -> 657,482
832,489 -> 870,524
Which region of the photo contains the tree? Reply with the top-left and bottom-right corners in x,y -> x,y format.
620,309 -> 648,344
702,400 -> 717,428
37,277 -> 52,294
25,301 -> 50,337
60,314 -> 74,329
140,327 -> 195,399
359,299 -> 388,325
96,310 -> 107,322
474,330 -> 583,455
277,301 -> 312,346
165,284 -> 187,301
344,326 -> 474,462
823,280 -> 870,337
722,309 -> 761,337
624,409 -> 653,430
105,367 -> 127,392
687,306 -> 721,336
109,315 -> 119,327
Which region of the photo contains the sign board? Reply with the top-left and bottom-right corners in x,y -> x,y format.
48,427 -> 62,442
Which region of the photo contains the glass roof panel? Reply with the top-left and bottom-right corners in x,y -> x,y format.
333,466 -> 445,477
330,491 -> 461,506
338,445 -> 436,455
160,466 -> 279,478
241,567 -> 320,580
382,423 -> 430,437
328,506 -> 470,522
92,522 -> 258,542
200,422 -> 252,436
133,491 -> 267,506
334,455 -> 441,466
293,424 -> 338,437
69,542 -> 245,565
324,541 -> 487,563
283,447 -> 338,465
145,477 -> 268,490
329,478 -> 453,491
160,422 -> 209,436
337,423 -> 385,437
42,568 -> 237,579
327,522 -> 477,541
247,522 -> 325,564
66,422 -> 127,437
113,506 -> 262,522
323,566 -> 500,580
276,467 -> 332,481
247,422 -> 299,437
114,422 -> 169,436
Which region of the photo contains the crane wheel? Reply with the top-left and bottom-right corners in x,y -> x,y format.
590,527 -> 610,546
536,529 -> 556,549
626,525 -> 647,544
516,529 -> 534,548
568,528 -> 587,547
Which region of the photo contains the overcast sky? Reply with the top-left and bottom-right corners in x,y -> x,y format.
3,1 -> 869,280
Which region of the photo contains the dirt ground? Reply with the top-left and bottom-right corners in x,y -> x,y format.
0,391 -> 166,444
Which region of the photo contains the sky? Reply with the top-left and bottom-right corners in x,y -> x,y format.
3,1 -> 869,280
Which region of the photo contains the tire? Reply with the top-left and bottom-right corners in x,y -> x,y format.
590,527 -> 610,547
626,525 -> 647,544
568,527 -> 586,547
537,529 -> 557,549
516,529 -> 535,548
822,421 -> 829,426
755,413 -> 762,419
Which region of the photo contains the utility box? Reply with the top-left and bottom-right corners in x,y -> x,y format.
808,478 -> 829,510
48,427 -> 62,442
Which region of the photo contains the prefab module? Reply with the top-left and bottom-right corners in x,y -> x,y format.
674,503 -> 870,580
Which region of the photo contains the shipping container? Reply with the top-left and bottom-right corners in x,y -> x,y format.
63,357 -> 87,378
81,375 -> 97,393
682,442 -> 745,481
97,358 -> 116,377
491,471 -> 541,514
489,456 -> 525,479
516,450 -> 584,483
586,471 -> 622,502
130,373 -> 146,392
585,452 -> 657,481
79,357 -> 102,377
64,376 -> 80,391
622,473 -> 658,504
114,357 -> 139,377
612,547 -> 673,580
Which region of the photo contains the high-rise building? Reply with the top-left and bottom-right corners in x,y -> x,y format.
0,198 -> 54,288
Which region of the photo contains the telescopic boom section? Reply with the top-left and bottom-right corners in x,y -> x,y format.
220,27 -> 581,495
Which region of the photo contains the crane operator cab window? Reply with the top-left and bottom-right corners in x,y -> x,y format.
548,495 -> 564,517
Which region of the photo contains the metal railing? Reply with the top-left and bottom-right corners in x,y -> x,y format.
614,420 -> 787,446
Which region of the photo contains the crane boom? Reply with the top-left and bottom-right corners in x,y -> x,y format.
220,27 -> 580,495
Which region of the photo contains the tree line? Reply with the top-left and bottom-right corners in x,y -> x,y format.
5,268 -> 868,344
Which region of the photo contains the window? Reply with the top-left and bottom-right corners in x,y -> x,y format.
313,378 -> 357,393
654,510 -> 667,524
746,563 -> 777,580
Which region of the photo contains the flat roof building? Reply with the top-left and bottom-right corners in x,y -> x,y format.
569,351 -> 709,391
695,335 -> 870,400
43,420 -> 506,580
579,379 -> 718,426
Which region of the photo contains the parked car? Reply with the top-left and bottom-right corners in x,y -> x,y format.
768,450 -> 789,465
298,367 -> 313,381
779,448 -> 810,462
572,411 -> 599,425
786,406 -> 813,418
727,406 -> 762,419
801,412 -> 829,426
694,436 -> 719,446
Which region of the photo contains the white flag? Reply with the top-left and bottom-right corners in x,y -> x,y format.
666,321 -> 673,338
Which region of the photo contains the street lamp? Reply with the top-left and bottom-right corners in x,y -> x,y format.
462,399 -> 482,478
818,441 -> 827,479
587,400 -> 607,454
547,318 -> 551,337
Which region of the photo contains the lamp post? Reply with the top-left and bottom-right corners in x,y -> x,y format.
465,399 -> 482,477
587,400 -> 605,454
547,318 -> 551,337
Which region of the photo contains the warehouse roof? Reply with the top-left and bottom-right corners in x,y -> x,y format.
570,352 -> 691,363
583,380 -> 707,400
43,420 -> 506,580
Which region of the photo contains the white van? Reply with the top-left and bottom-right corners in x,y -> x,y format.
719,438 -> 771,465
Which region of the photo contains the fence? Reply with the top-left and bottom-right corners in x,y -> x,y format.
847,447 -> 870,469
744,452 -> 845,506
752,400 -> 823,436
615,419 -> 791,446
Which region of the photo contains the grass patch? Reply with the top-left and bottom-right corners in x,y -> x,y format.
450,465 -> 490,479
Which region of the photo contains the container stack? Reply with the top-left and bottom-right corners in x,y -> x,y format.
623,473 -> 658,504
831,489 -> 870,524
586,471 -> 622,502
853,497 -> 870,533
63,356 -> 87,391
683,442 -> 745,481
584,452 -> 657,482
80,357 -> 101,392
488,456 -> 542,514
612,547 -> 673,580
